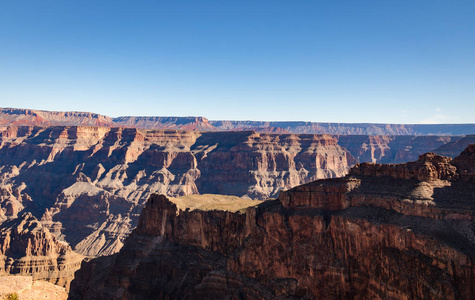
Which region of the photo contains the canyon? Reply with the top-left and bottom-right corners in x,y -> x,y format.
0,108 -> 473,297
69,145 -> 475,299
0,124 -> 470,260
0,125 -> 351,258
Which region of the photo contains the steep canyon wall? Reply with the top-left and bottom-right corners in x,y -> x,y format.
0,126 -> 350,256
70,146 -> 475,299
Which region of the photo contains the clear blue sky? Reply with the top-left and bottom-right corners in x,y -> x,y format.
1,1 -> 474,123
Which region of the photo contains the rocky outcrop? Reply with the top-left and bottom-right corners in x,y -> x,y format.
0,213 -> 83,289
0,126 -> 351,256
69,146 -> 475,299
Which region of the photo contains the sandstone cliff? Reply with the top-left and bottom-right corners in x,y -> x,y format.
70,146 -> 475,299
0,213 -> 83,289
0,126 -> 351,256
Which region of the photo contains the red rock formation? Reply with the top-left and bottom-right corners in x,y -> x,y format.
69,146 -> 475,299
1,107 -> 471,165
0,213 -> 83,290
0,108 -> 114,127
0,126 -> 352,256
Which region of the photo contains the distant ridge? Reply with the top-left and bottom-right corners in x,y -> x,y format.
113,116 -> 215,131
208,120 -> 475,135
0,107 -> 114,127
1,107 -> 474,135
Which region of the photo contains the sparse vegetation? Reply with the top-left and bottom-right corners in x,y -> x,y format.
169,194 -> 263,213
7,293 -> 19,300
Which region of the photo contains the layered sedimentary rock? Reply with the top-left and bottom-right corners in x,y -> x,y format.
2,107 -> 474,135
116,117 -> 475,136
210,120 -> 475,135
334,134 -> 460,163
0,126 -> 351,256
0,108 -> 114,127
70,146 -> 475,299
0,213 -> 83,289
113,116 -> 215,131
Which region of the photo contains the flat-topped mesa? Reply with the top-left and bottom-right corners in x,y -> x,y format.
0,108 -> 114,127
135,194 -> 250,255
113,116 -> 216,131
279,145 -> 475,220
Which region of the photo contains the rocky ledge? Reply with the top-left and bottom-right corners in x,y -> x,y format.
70,146 -> 474,299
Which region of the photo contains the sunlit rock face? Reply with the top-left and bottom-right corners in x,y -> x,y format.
0,212 -> 83,290
0,108 -> 115,127
0,126 -> 351,256
69,146 -> 475,299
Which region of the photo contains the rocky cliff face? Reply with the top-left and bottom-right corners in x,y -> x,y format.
433,135 -> 475,158
0,213 -> 83,290
0,126 -> 351,256
69,146 -> 475,299
334,134 -> 460,163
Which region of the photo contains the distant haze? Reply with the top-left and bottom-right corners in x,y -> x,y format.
0,1 -> 474,123
1,107 -> 474,136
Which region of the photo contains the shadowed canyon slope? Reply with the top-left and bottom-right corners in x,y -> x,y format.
70,146 -> 475,299
0,126 -> 350,256
2,107 -> 474,135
